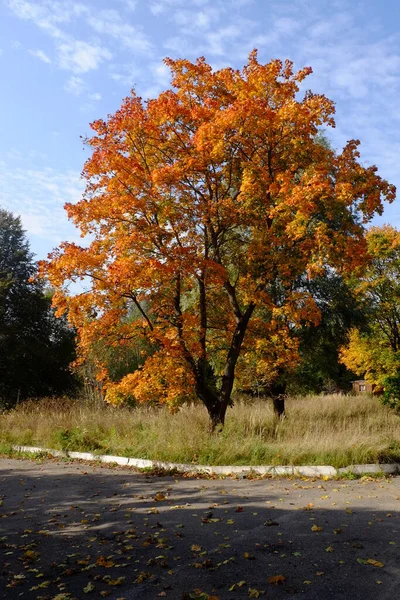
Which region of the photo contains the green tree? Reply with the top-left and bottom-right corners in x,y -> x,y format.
290,272 -> 368,394
0,208 -> 77,408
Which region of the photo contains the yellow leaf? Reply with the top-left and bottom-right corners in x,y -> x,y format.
230,581 -> 246,590
248,588 -> 264,598
24,550 -> 39,561
96,556 -> 115,568
366,559 -> 384,568
311,525 -> 323,532
155,492 -> 166,502
107,577 -> 125,586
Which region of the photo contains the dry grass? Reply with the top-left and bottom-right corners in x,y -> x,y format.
1,394 -> 399,467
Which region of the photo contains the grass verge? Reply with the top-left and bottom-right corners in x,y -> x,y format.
1,394 -> 399,468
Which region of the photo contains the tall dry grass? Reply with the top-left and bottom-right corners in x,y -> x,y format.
1,394 -> 399,467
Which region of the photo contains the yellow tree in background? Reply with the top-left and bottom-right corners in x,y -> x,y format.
340,226 -> 400,400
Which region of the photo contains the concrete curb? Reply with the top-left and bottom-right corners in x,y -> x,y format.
10,445 -> 400,478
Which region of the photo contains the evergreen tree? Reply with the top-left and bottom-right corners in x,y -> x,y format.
0,209 -> 77,408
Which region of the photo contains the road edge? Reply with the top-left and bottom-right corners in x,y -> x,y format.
10,445 -> 400,478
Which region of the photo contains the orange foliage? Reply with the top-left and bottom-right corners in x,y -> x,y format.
39,52 -> 395,425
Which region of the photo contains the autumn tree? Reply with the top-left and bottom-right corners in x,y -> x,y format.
340,225 -> 400,405
41,53 -> 395,429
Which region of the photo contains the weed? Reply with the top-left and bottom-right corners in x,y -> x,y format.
0,394 -> 399,466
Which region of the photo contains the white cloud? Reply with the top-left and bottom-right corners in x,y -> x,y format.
163,36 -> 193,55
173,7 -> 219,29
5,0 -> 77,39
120,0 -> 137,11
152,61 -> 170,84
0,159 -> 84,253
88,92 -> 102,101
109,63 -> 142,86
7,1 -> 112,74
141,61 -> 171,98
86,9 -> 153,54
64,75 -> 86,95
204,24 -> 242,56
150,2 -> 167,15
7,148 -> 22,160
57,39 -> 112,73
28,48 -> 51,63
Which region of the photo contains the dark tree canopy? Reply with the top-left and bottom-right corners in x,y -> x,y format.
0,209 -> 77,408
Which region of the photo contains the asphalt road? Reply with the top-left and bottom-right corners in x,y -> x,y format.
0,458 -> 399,600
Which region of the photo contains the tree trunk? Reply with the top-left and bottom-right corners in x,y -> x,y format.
194,379 -> 225,432
272,394 -> 285,419
192,302 -> 255,432
207,402 -> 227,432
270,380 -> 286,419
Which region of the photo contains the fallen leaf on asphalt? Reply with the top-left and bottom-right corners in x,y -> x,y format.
366,559 -> 384,568
311,525 -> 323,532
187,590 -> 219,600
96,556 -> 115,568
264,519 -> 279,526
229,581 -> 247,591
248,588 -> 265,597
155,492 -> 166,502
267,575 -> 285,585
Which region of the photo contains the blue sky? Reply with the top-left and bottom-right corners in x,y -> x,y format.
0,0 -> 399,259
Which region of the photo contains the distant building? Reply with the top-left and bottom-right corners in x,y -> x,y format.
352,379 -> 373,394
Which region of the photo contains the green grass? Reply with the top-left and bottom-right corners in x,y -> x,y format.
1,394 -> 399,468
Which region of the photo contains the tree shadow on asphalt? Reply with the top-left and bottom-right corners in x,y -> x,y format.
0,459 -> 399,600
